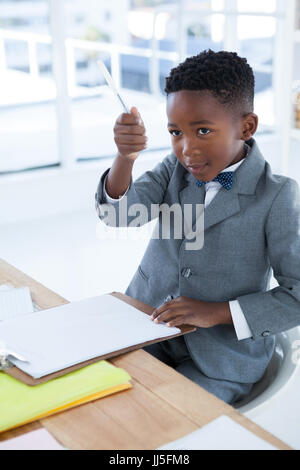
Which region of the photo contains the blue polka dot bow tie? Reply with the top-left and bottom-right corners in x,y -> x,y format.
196,171 -> 234,190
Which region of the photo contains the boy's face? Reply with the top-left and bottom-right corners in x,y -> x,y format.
166,90 -> 254,182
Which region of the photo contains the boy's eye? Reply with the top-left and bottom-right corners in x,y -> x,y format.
198,128 -> 211,135
169,130 -> 182,137
168,128 -> 211,137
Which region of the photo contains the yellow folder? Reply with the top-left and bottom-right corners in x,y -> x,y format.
0,360 -> 131,433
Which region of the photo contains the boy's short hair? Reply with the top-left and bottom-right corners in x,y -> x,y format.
165,49 -> 255,118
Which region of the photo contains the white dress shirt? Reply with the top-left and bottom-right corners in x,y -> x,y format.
103,152 -> 253,341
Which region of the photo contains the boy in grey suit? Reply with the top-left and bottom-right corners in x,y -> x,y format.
95,50 -> 300,404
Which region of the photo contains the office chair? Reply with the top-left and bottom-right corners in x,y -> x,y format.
234,327 -> 300,418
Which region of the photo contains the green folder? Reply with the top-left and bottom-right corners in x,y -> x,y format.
0,360 -> 131,433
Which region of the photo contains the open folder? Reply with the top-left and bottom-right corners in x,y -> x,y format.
0,292 -> 195,385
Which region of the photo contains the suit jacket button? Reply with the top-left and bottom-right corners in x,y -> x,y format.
262,331 -> 271,337
181,268 -> 192,278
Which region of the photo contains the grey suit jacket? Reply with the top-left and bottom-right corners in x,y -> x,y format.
95,138 -> 300,384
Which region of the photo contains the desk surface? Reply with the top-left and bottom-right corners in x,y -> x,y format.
0,259 -> 291,450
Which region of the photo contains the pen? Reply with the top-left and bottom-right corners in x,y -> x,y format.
97,59 -> 130,114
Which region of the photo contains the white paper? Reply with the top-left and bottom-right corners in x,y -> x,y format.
0,429 -> 63,450
0,285 -> 34,321
0,294 -> 180,378
158,415 -> 278,450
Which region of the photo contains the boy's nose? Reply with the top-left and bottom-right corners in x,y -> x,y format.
182,139 -> 200,158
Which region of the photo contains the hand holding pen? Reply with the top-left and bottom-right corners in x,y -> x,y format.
113,106 -> 148,162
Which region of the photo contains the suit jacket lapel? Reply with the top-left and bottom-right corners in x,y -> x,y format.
178,174 -> 205,240
204,188 -> 240,231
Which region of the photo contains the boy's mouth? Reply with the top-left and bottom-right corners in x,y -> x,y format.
187,163 -> 208,175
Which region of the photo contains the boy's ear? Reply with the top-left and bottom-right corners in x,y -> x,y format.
241,113 -> 258,141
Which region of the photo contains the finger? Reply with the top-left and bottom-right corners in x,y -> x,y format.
153,309 -> 182,324
114,123 -> 145,136
130,107 -> 143,125
152,309 -> 173,324
117,111 -> 142,125
130,106 -> 140,118
166,316 -> 185,328
151,301 -> 173,320
114,135 -> 147,145
151,297 -> 183,320
117,144 -> 147,153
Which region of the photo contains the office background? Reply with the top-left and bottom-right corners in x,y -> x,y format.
1,0 -> 300,448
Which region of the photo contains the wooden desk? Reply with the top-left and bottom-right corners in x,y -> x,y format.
0,259 -> 291,450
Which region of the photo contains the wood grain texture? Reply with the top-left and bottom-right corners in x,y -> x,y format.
42,379 -> 200,450
0,258 -> 292,450
111,350 -> 291,450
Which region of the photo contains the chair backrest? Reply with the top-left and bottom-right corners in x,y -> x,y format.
235,327 -> 300,417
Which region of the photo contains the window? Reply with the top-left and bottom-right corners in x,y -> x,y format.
0,0 -> 58,173
236,0 -> 277,127
0,0 -> 287,174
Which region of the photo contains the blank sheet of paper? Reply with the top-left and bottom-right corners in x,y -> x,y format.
158,415 -> 278,450
0,294 -> 180,378
0,429 -> 63,450
0,286 -> 34,321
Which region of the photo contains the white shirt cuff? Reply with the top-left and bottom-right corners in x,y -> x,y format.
229,300 -> 253,341
103,174 -> 130,203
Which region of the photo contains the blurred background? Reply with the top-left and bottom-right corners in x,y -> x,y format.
1,0 -> 300,173
1,0 -> 300,448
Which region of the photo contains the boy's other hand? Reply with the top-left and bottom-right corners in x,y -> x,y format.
114,106 -> 147,162
150,296 -> 233,329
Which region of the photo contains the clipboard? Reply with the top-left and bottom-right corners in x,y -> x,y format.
3,292 -> 196,386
